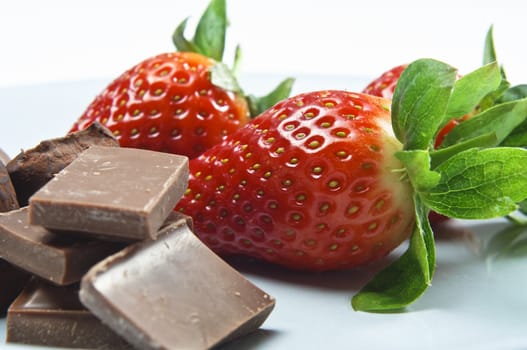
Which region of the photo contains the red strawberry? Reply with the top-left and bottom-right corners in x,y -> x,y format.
363,64 -> 467,226
176,90 -> 415,271
69,0 -> 293,159
70,52 -> 250,158
362,64 -> 407,99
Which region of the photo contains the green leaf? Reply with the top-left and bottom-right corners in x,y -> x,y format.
352,195 -> 434,312
502,120 -> 527,147
231,44 -> 242,77
246,77 -> 296,117
485,224 -> 527,261
209,62 -> 242,93
440,98 -> 527,147
483,25 -> 498,66
171,0 -> 227,61
391,59 -> 457,150
172,18 -> 200,53
422,147 -> 527,219
396,150 -> 440,192
430,132 -> 498,169
500,84 -> 527,103
445,62 -> 501,119
193,0 -> 227,61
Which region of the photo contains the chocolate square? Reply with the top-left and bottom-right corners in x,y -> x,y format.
29,146 -> 188,241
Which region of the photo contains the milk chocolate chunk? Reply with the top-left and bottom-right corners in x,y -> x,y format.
0,160 -> 19,212
80,219 -> 275,350
0,207 -> 124,285
30,146 -> 189,241
0,147 -> 10,165
6,278 -> 133,349
0,260 -> 30,316
7,122 -> 119,206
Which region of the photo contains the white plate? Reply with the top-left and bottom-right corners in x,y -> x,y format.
1,76 -> 527,350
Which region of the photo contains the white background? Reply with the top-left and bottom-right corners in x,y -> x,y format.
1,0 -> 527,87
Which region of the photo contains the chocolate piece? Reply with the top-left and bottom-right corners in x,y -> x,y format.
6,278 -> 133,349
0,207 -> 124,285
0,160 -> 19,212
80,219 -> 275,350
0,147 -> 10,165
29,145 -> 189,241
0,260 -> 30,316
7,122 -> 119,206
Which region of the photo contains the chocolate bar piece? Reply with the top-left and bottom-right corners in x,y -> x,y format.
0,160 -> 19,212
29,145 -> 189,241
6,278 -> 133,349
0,147 -> 10,165
80,218 -> 275,350
0,207 -> 124,285
0,260 -> 30,316
7,122 -> 119,206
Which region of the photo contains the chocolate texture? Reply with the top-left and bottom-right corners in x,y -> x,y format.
0,259 -> 30,316
0,207 -> 124,285
0,160 -> 19,213
7,122 -> 118,206
0,147 -> 10,166
29,145 -> 189,241
6,278 -> 133,349
80,218 -> 275,350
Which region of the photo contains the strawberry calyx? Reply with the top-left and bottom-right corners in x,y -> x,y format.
172,0 -> 294,117
352,56 -> 527,312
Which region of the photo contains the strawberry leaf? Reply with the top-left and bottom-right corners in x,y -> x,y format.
246,77 -> 296,117
172,18 -> 200,53
209,62 -> 242,93
421,147 -> 527,219
172,0 -> 227,61
502,121 -> 527,147
440,98 -> 527,147
352,195 -> 434,312
396,150 -> 440,192
445,62 -> 501,119
193,0 -> 227,61
483,25 -> 498,66
429,132 -> 498,168
391,59 -> 457,150
500,84 -> 527,103
485,224 -> 527,261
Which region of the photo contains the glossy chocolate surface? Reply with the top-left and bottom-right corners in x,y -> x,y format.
0,207 -> 123,285
6,278 -> 132,348
80,218 -> 275,350
29,145 -> 189,241
0,260 -> 30,316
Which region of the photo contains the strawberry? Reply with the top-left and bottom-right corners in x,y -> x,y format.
69,0 -> 293,159
363,64 -> 468,226
176,58 -> 527,312
362,64 -> 407,99
176,90 -> 415,271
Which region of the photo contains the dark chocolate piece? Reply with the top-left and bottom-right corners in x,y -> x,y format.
0,207 -> 124,285
80,218 -> 275,350
7,122 -> 119,206
0,260 -> 30,316
29,145 -> 189,241
6,278 -> 133,349
0,160 -> 19,212
0,147 -> 10,165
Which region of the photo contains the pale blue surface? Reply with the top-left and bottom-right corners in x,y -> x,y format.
1,78 -> 527,350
